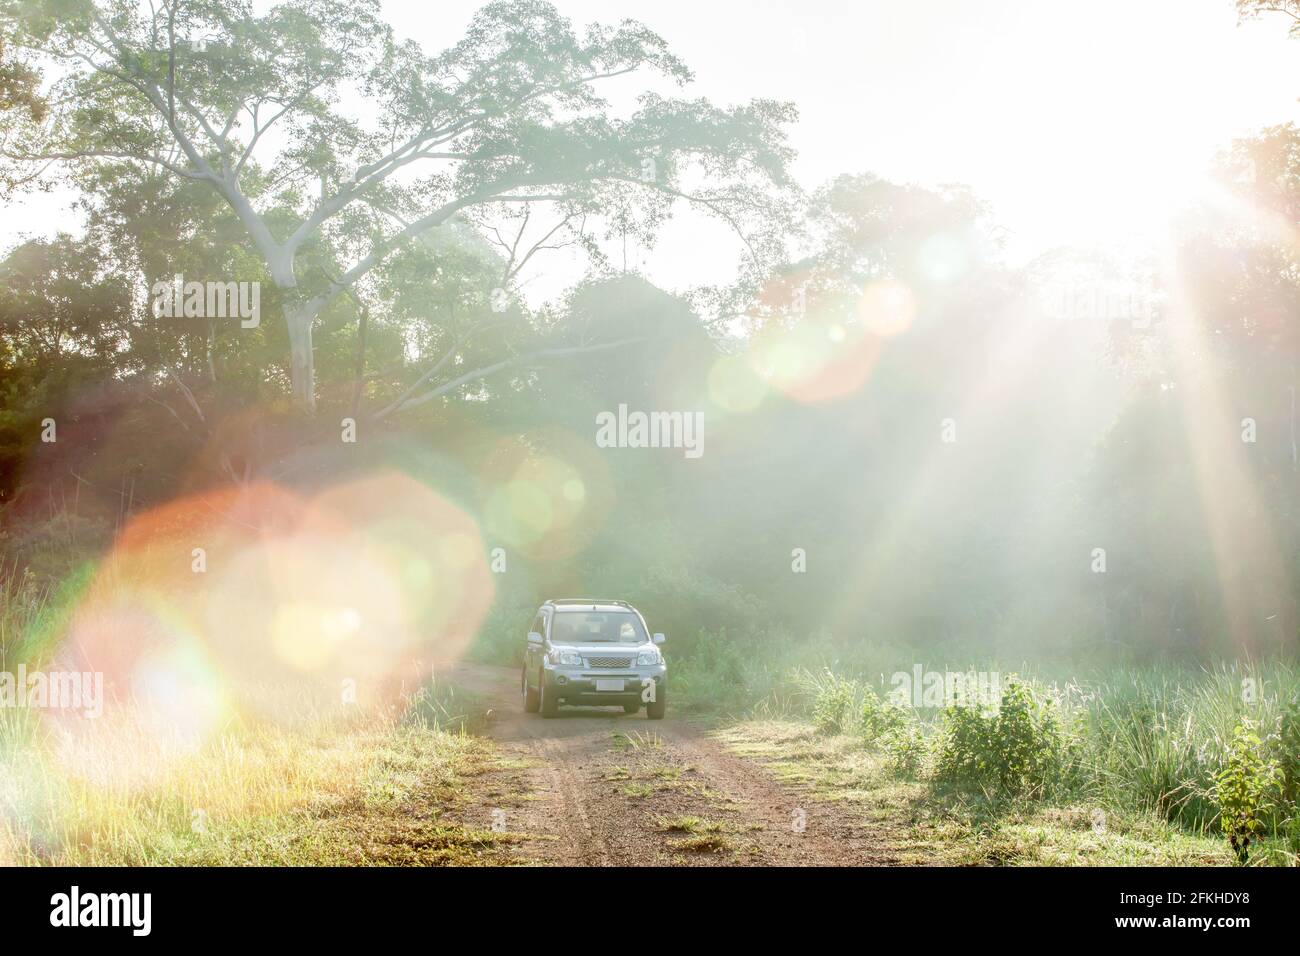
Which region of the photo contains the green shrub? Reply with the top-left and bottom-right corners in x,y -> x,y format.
858,686 -> 908,741
809,669 -> 856,735
881,721 -> 928,777
1213,720 -> 1283,865
935,677 -> 1067,797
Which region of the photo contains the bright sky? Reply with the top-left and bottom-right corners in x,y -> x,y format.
3,0 -> 1297,306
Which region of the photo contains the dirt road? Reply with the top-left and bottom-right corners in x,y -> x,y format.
440,663 -> 907,866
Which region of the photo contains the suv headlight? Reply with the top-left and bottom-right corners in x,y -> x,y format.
548,648 -> 583,666
636,647 -> 662,665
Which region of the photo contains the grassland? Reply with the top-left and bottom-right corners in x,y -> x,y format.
705,661 -> 1300,866
3,571 -> 1298,866
0,569 -> 523,865
0,696 -> 523,866
715,720 -> 1233,865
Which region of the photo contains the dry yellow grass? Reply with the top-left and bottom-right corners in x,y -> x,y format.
0,695 -> 512,866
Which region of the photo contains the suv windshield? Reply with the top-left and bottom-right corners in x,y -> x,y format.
551,611 -> 647,644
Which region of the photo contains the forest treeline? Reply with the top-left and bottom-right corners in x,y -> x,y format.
0,1 -> 1296,666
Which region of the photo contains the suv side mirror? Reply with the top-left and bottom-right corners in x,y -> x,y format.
527,631 -> 543,645
652,633 -> 665,645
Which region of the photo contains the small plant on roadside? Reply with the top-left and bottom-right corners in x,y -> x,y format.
858,686 -> 908,741
672,833 -> 731,853
658,815 -> 722,834
1213,720 -> 1282,865
881,722 -> 928,777
853,684 -> 928,775
935,677 -> 1066,797
810,670 -> 856,735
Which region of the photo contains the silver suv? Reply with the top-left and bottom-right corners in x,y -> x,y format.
521,599 -> 667,719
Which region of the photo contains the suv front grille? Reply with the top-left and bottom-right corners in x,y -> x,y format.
587,656 -> 633,668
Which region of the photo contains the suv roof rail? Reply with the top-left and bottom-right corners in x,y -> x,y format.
544,598 -> 634,608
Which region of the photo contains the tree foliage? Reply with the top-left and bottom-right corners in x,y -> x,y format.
2,0 -> 797,409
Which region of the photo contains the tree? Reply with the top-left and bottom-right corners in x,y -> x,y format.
1236,1 -> 1300,37
737,173 -> 991,336
0,234 -> 132,371
0,33 -> 44,121
3,0 -> 796,412
1082,123 -> 1300,655
0,235 -> 133,503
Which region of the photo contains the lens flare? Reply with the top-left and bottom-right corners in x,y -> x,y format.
481,429 -> 611,560
707,353 -> 769,413
741,270 -> 916,405
748,317 -> 888,405
856,279 -> 917,337
17,469 -> 495,788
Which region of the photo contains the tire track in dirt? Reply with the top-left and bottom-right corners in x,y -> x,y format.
440,662 -> 907,866
535,734 -> 613,866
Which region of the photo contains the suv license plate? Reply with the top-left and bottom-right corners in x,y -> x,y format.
595,679 -> 625,692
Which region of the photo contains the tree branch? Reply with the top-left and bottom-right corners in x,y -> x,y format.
374,337 -> 643,419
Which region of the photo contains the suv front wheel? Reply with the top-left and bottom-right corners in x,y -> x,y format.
646,689 -> 666,720
540,678 -> 559,718
522,669 -> 540,713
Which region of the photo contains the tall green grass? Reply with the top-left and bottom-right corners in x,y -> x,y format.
671,628 -> 1300,862
1074,663 -> 1298,833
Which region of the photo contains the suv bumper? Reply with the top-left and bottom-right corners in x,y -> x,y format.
543,664 -> 666,705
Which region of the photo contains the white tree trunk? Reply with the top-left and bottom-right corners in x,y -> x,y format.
262,245 -> 317,412
285,303 -> 318,413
